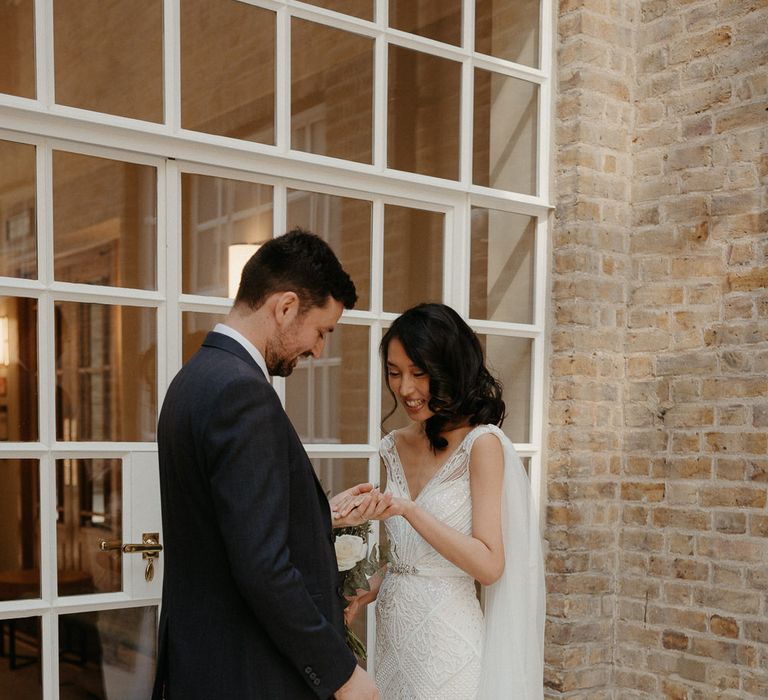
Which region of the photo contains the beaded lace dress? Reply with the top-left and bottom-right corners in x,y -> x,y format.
375,426 -> 489,700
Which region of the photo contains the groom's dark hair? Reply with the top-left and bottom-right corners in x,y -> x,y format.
235,228 -> 357,312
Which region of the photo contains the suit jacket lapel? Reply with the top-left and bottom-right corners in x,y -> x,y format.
202,330 -> 333,523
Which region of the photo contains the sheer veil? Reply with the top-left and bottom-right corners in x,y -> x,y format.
478,425 -> 546,699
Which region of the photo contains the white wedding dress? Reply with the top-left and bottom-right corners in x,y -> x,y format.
375,424 -> 545,700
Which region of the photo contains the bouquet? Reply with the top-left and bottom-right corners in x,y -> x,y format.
334,522 -> 391,662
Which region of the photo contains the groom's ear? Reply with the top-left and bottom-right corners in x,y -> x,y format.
273,291 -> 300,327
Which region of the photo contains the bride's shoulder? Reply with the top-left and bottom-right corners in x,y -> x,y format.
467,424 -> 506,452
379,428 -> 400,450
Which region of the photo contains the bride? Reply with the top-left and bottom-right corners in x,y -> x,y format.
344,303 -> 545,699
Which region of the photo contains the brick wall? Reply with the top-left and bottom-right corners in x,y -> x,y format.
549,0 -> 768,697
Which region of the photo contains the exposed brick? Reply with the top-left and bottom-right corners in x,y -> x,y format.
716,101 -> 768,132
710,614 -> 739,639
652,507 -> 710,530
621,482 -> 666,502
743,620 -> 768,644
668,26 -> 732,65
662,630 -> 689,650
663,406 -> 713,429
728,266 -> 768,292
713,511 -> 746,534
704,432 -> 768,455
749,514 -> 768,537
699,484 -> 767,508
676,657 -> 706,682
657,352 -> 717,376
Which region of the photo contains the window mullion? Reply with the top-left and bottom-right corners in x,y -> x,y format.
163,0 -> 180,131
460,57 -> 473,186
162,158 -> 180,393
462,0 -> 474,52
36,0 -> 54,107
40,609 -> 58,698
373,31 -> 387,171
537,0 -> 554,203
275,6 -> 291,153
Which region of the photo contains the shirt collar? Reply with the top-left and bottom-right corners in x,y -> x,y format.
213,323 -> 269,379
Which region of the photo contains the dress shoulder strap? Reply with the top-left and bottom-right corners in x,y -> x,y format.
463,423 -> 504,455
379,431 -> 400,482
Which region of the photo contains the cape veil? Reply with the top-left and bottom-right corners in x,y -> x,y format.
478,425 -> 545,699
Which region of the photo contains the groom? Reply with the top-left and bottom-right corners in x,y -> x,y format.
152,230 -> 380,699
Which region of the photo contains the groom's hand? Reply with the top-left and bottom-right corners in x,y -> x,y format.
334,665 -> 379,699
330,482 -> 374,516
331,485 -> 392,527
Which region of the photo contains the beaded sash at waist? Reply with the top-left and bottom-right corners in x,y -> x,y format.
388,561 -> 469,578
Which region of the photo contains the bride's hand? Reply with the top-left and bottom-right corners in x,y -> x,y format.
344,575 -> 383,624
330,482 -> 375,515
371,496 -> 414,520
343,591 -> 365,625
332,485 -> 393,527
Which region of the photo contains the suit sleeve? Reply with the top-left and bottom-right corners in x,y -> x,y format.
203,373 -> 357,697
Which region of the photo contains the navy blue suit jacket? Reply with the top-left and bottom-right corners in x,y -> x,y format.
152,332 -> 356,699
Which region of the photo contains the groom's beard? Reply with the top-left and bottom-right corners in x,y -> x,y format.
266,353 -> 297,377
264,331 -> 310,377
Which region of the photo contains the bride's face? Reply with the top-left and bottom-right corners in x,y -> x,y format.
386,337 -> 434,422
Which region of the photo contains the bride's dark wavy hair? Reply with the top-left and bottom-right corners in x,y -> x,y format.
381,303 -> 505,452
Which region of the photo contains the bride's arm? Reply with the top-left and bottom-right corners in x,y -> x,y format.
376,433 -> 505,586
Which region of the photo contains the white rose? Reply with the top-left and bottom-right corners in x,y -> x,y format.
335,534 -> 367,572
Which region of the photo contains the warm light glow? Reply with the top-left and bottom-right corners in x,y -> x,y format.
228,244 -> 261,299
0,316 -> 9,366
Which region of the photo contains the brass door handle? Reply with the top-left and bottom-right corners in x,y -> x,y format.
99,533 -> 162,581
123,542 -> 163,554
99,535 -> 163,555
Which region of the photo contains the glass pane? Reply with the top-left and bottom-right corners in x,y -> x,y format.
58,606 -> 157,699
475,0 -> 540,68
291,20 -> 374,164
0,461 -> 40,602
383,205 -> 443,313
55,303 -> 157,441
473,69 -> 538,194
181,174 -> 273,297
470,208 -> 535,324
299,0 -> 373,21
54,0 -> 163,122
388,46 -> 461,180
0,616 -> 42,690
478,334 -> 531,443
182,312 -> 227,365
0,0 -> 35,98
285,324 -> 369,444
389,0 -> 462,46
53,151 -> 157,290
287,190 -> 372,310
0,140 -> 37,279
0,297 -> 39,441
313,458 -> 369,507
56,459 -> 122,596
181,0 -> 275,143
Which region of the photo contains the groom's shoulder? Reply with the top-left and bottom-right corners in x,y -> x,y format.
173,341 -> 268,399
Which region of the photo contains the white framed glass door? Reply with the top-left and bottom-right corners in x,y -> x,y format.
0,134 -> 166,698
1,0 -> 553,692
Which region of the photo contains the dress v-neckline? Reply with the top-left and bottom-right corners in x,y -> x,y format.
391,426 -> 481,502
